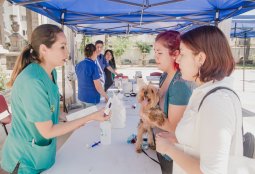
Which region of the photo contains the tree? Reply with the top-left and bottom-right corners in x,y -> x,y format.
0,66 -> 6,91
136,41 -> 152,54
136,41 -> 152,65
79,35 -> 92,54
110,36 -> 131,63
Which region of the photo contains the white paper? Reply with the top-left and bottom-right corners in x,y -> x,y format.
0,110 -> 10,120
66,106 -> 98,121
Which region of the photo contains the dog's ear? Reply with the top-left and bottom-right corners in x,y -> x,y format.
137,87 -> 145,103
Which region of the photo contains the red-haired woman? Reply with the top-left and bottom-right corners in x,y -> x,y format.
140,30 -> 194,174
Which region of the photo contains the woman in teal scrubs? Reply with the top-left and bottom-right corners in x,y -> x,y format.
1,24 -> 109,174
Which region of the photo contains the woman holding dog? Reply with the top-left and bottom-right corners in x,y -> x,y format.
156,26 -> 244,173
141,30 -> 194,173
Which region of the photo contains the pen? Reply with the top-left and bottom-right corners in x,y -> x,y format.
86,141 -> 101,149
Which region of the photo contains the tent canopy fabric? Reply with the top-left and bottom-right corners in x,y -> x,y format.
9,0 -> 255,35
231,14 -> 255,38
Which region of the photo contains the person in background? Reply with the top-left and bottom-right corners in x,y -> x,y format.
104,49 -> 117,91
156,26 -> 243,174
76,44 -> 109,108
95,40 -> 121,86
1,24 -> 109,174
140,30 -> 194,174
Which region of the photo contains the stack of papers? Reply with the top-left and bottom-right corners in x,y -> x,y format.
66,106 -> 98,121
0,110 -> 10,120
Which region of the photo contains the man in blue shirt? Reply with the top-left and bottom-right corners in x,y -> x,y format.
95,40 -> 121,85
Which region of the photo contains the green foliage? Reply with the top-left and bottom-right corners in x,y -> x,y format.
79,35 -> 92,54
110,36 -> 131,59
136,41 -> 152,53
0,67 -> 7,91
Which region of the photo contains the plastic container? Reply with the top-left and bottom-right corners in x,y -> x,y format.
142,138 -> 149,150
100,120 -> 111,145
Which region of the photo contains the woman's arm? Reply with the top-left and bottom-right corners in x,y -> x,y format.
156,135 -> 202,174
94,79 -> 108,100
35,109 -> 108,139
165,104 -> 186,132
107,66 -> 121,76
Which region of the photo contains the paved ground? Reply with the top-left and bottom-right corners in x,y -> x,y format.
0,66 -> 254,173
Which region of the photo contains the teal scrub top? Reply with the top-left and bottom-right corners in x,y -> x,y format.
1,63 -> 60,173
163,71 -> 194,116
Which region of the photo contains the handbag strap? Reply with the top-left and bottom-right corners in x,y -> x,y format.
142,149 -> 160,165
198,86 -> 240,111
198,86 -> 243,137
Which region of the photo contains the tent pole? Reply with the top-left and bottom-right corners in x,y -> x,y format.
61,11 -> 67,113
243,32 -> 247,92
70,31 -> 76,103
214,10 -> 219,26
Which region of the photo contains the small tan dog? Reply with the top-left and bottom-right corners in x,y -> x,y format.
136,84 -> 165,153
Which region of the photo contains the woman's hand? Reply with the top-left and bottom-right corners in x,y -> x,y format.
104,95 -> 109,103
93,108 -> 110,121
156,133 -> 175,155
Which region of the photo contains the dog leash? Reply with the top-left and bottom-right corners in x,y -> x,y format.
142,149 -> 160,164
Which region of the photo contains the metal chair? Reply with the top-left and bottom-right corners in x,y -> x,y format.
0,94 -> 11,135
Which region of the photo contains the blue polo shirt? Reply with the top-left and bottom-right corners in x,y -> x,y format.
75,58 -> 101,104
97,54 -> 109,80
97,54 -> 109,70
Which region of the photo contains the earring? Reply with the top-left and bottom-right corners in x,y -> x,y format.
198,63 -> 203,77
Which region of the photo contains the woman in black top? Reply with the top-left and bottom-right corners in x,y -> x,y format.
104,49 -> 116,91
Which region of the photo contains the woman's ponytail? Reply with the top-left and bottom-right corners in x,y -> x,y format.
6,44 -> 37,87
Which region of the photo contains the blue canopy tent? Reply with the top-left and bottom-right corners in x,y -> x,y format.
8,0 -> 255,109
8,0 -> 255,35
231,15 -> 255,38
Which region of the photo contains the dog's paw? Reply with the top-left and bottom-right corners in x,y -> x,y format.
149,144 -> 156,150
136,148 -> 142,153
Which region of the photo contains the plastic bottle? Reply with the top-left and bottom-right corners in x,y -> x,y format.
142,138 -> 149,150
100,120 -> 111,145
118,77 -> 122,89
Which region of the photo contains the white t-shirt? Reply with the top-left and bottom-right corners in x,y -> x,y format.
174,77 -> 243,174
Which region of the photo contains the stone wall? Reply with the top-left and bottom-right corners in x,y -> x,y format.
0,52 -> 19,78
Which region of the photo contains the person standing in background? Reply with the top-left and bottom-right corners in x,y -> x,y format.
95,40 -> 121,87
104,49 -> 117,91
76,44 -> 109,108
